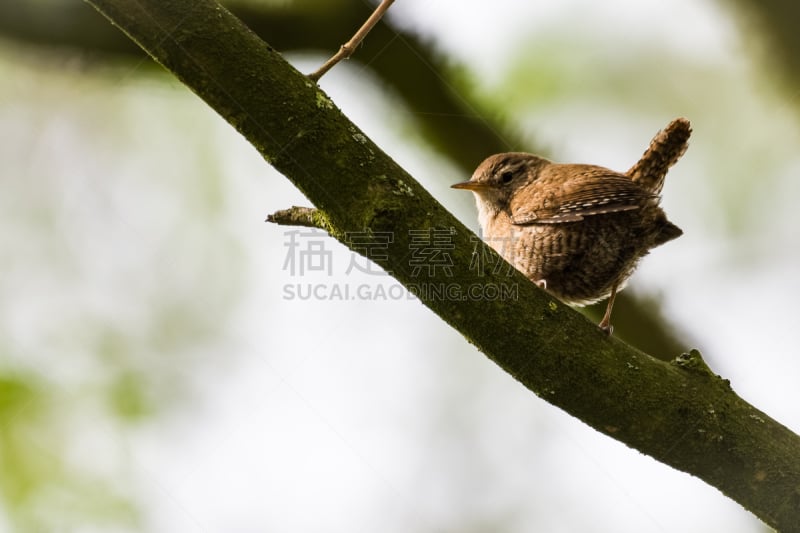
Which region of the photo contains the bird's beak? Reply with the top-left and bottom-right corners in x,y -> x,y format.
451,180 -> 486,191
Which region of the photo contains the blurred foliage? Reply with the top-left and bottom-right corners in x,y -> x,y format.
721,0 -> 800,94
0,45 -> 245,529
0,371 -> 140,531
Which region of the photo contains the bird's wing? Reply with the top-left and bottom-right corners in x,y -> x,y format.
510,168 -> 655,225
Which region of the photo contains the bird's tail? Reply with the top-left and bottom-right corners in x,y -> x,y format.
627,117 -> 691,195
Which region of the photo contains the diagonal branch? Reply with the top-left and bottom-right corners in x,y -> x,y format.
84,0 -> 800,530
307,0 -> 395,81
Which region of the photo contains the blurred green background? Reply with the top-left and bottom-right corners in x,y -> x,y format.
0,0 -> 798,531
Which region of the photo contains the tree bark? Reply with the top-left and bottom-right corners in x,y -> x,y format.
85,0 -> 800,530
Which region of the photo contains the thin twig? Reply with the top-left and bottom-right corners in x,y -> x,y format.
265,206 -> 326,229
307,0 -> 395,82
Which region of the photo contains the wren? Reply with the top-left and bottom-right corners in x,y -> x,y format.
452,118 -> 691,333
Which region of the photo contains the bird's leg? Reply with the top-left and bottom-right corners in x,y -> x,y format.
598,284 -> 618,335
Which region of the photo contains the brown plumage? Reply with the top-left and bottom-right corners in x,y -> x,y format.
452,118 -> 691,332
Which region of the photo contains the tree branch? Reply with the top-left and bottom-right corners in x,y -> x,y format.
265,206 -> 325,229
307,0 -> 394,81
84,0 -> 800,529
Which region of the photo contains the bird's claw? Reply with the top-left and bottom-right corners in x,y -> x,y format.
598,320 -> 614,335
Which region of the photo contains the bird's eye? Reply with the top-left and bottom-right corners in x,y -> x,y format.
501,171 -> 514,184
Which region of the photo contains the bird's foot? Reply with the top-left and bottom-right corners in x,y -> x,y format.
598,319 -> 614,336
598,285 -> 618,336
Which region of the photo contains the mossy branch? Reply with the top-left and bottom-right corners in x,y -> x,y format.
266,206 -> 324,229
85,0 -> 800,529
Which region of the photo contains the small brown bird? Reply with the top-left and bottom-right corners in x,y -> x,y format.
452,118 -> 691,332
